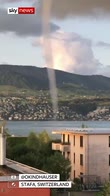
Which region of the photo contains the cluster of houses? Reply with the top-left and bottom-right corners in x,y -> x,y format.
0,97 -> 109,121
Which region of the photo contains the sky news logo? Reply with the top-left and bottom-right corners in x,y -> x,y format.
7,7 -> 35,14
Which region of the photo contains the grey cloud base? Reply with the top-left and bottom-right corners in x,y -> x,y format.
1,0 -> 110,19
0,0 -> 34,3
0,8 -> 59,37
46,0 -> 110,18
96,41 -> 110,48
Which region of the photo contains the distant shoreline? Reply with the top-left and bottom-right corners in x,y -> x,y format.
2,119 -> 109,122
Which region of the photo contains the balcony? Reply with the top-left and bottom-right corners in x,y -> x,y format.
52,141 -> 70,152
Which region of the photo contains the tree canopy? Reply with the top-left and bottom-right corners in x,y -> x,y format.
6,131 -> 71,180
43,151 -> 71,180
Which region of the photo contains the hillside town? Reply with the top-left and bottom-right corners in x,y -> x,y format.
0,96 -> 110,121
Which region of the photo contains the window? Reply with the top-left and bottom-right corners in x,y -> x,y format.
62,134 -> 65,143
80,172 -> 83,184
109,136 -> 110,147
109,155 -> 110,166
63,152 -> 65,157
74,153 -> 75,164
68,135 -> 70,143
74,170 -> 75,180
80,136 -> 83,147
80,154 -> 83,166
67,152 -> 70,159
73,135 -> 75,146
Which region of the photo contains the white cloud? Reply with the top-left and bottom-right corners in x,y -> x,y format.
33,31 -> 101,75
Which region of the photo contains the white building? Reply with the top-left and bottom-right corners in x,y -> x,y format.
52,128 -> 110,184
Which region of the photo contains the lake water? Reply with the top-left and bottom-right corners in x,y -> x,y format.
4,121 -> 110,136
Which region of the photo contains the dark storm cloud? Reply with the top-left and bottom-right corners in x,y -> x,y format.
36,0 -> 110,19
0,8 -> 59,37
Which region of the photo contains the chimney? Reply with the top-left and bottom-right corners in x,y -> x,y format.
0,126 -> 6,166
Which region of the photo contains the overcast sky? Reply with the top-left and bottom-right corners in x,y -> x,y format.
0,0 -> 110,77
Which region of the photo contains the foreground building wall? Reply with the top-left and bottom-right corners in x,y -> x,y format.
87,134 -> 110,183
0,182 -> 50,196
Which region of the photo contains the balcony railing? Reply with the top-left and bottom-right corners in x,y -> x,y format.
51,139 -> 61,143
52,142 -> 70,152
61,142 -> 70,145
52,140 -> 70,145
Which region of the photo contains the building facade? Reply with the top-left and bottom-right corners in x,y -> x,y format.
52,128 -> 110,184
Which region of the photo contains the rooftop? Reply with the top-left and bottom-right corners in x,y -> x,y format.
52,128 -> 110,135
0,159 -> 48,181
6,159 -> 48,174
0,166 -> 19,176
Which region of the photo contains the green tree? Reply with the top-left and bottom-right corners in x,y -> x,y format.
96,182 -> 110,196
8,143 -> 29,160
17,152 -> 39,168
71,178 -> 82,192
7,131 -> 54,170
26,132 -> 40,150
38,130 -> 50,143
44,152 -> 71,180
6,137 -> 27,159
